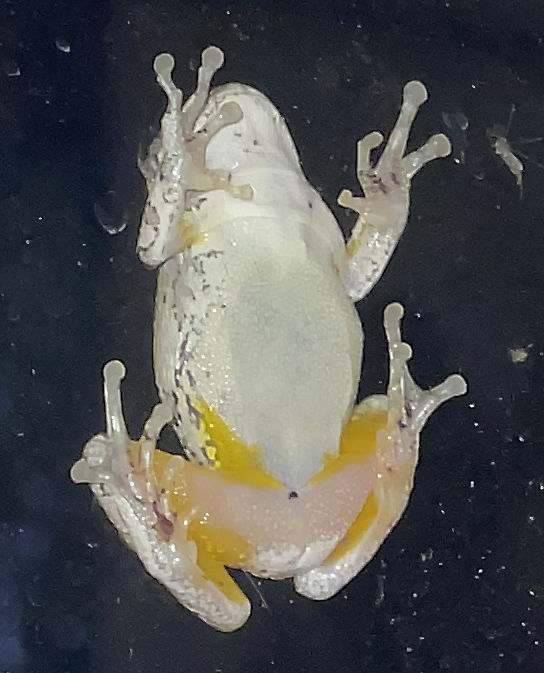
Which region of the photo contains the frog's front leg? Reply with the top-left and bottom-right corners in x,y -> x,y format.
71,361 -> 251,632
294,303 -> 467,600
339,82 -> 451,301
137,47 -> 253,268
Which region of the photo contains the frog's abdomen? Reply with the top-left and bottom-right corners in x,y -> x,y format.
171,218 -> 363,491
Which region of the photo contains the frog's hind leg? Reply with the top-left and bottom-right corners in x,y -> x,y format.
71,360 -> 139,538
71,360 -> 251,632
294,303 -> 466,600
339,81 -> 451,302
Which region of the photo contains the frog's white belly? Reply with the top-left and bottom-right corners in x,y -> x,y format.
153,82 -> 363,490
154,216 -> 362,490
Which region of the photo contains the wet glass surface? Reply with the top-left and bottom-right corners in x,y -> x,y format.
1,1 -> 543,671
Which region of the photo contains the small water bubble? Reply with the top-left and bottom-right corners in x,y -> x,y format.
442,111 -> 468,132
2,58 -> 20,77
55,37 -> 71,53
93,191 -> 127,235
441,111 -> 468,168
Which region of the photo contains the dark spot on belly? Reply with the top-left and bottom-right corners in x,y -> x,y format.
288,491 -> 299,499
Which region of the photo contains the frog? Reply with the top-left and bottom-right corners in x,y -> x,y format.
71,46 -> 467,632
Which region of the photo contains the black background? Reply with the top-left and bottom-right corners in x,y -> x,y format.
1,1 -> 543,672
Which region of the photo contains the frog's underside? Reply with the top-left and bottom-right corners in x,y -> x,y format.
71,47 -> 467,632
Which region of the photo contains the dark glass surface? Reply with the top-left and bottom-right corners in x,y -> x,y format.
1,1 -> 543,671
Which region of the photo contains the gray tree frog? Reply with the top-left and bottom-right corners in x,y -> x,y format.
71,47 -> 467,631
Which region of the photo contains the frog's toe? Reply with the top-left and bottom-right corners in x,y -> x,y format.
356,130 -> 384,178
373,80 -> 429,177
403,80 -> 428,107
70,434 -> 114,484
402,133 -> 452,179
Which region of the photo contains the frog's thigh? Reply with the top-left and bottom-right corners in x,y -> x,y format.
295,303 -> 467,600
103,465 -> 252,631
152,454 -> 254,631
293,429 -> 413,601
71,361 -> 251,631
149,528 -> 252,632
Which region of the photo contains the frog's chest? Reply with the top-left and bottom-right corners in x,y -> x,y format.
153,217 -> 362,489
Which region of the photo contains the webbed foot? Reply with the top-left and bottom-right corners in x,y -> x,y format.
71,360 -> 251,631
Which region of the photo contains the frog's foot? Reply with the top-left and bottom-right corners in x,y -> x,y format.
294,303 -> 466,600
71,360 -> 251,632
338,82 -> 451,301
138,47 -> 253,268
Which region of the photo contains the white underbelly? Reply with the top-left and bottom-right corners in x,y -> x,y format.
154,217 -> 362,488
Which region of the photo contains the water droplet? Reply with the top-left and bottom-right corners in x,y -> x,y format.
442,111 -> 469,132
55,37 -> 71,53
2,59 -> 20,77
93,191 -> 127,235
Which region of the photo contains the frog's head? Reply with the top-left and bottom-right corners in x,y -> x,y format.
137,48 -> 247,268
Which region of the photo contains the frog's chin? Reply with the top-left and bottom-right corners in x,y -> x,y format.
201,83 -> 302,176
